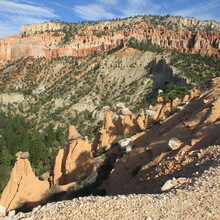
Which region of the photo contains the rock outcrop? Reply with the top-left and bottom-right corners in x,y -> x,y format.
147,88 -> 200,121
92,107 -> 117,154
92,105 -> 147,154
0,155 -> 49,213
104,77 -> 220,195
52,125 -> 93,185
0,205 -> 6,216
0,16 -> 219,61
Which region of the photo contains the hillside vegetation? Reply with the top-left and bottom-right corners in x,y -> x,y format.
0,15 -> 220,199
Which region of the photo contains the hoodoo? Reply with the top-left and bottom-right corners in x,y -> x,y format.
0,154 -> 49,213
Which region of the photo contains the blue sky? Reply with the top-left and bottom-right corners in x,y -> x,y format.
0,0 -> 220,38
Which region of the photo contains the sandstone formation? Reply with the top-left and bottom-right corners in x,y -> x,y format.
52,125 -> 93,186
115,105 -> 147,136
92,107 -> 117,155
0,155 -> 49,213
118,138 -> 134,150
0,17 -> 219,61
147,88 -> 200,121
104,77 -> 220,195
92,105 -> 147,154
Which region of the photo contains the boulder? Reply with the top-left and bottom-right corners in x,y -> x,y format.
145,110 -> 155,117
8,210 -> 16,217
20,152 -> 30,159
103,106 -> 110,110
105,144 -> 111,151
15,151 -> 22,157
40,172 -> 50,181
121,108 -> 130,115
161,179 -> 174,191
71,133 -> 81,140
168,138 -> 183,150
119,115 -> 125,120
116,102 -> 125,109
177,102 -> 189,110
118,138 -> 134,149
125,144 -> 133,153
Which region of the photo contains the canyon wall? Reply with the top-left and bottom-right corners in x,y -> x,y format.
0,17 -> 219,61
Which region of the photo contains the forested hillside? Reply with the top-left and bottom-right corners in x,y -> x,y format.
0,110 -> 66,195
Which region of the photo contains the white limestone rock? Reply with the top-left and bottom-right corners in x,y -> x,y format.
118,138 -> 134,149
121,108 -> 130,115
168,138 -> 183,150
145,110 -> 155,117
161,179 -> 174,191
116,102 -> 125,109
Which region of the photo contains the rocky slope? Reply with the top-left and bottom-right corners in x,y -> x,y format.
103,77 -> 220,195
3,44 -> 217,137
1,77 -> 220,218
0,47 -> 191,135
5,145 -> 220,220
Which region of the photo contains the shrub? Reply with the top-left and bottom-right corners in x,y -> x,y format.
127,37 -> 164,53
95,148 -> 105,157
76,173 -> 87,183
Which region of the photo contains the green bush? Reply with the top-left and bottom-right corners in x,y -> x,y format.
127,37 -> 164,53
95,148 -> 105,157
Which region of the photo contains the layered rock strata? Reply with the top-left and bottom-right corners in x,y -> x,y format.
0,17 -> 219,61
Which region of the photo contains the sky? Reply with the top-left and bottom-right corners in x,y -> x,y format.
0,0 -> 220,38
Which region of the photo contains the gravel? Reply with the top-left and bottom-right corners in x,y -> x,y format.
2,145 -> 220,220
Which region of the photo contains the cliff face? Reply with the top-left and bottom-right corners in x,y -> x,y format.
0,16 -> 219,61
0,156 -> 49,212
20,21 -> 65,35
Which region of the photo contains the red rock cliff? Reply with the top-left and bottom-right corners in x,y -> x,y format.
0,18 -> 219,61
